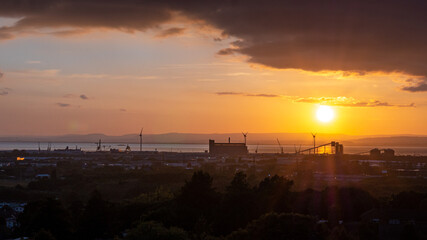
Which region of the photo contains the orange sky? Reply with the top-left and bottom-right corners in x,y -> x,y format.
0,2 -> 426,136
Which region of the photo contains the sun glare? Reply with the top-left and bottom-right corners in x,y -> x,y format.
316,105 -> 334,123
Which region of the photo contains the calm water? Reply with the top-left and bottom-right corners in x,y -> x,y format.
0,142 -> 426,155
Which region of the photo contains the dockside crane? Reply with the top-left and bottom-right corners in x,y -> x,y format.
96,139 -> 101,151
276,138 -> 284,154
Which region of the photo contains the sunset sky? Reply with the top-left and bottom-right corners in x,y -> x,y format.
0,1 -> 426,136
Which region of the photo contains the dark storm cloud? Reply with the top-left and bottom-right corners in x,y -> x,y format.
1,1 -> 427,81
0,0 -> 173,38
196,1 -> 427,78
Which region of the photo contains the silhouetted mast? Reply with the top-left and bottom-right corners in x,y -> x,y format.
139,128 -> 143,152
276,138 -> 284,154
96,139 -> 101,151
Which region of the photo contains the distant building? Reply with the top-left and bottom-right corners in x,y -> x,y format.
370,148 -> 395,159
335,142 -> 344,155
370,148 -> 381,158
209,139 -> 248,155
383,149 -> 395,158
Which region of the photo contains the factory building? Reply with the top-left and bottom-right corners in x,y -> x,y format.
370,148 -> 395,159
333,142 -> 344,155
209,139 -> 248,155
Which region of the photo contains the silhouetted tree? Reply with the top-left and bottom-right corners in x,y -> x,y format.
256,175 -> 293,214
390,191 -> 426,209
216,172 -> 256,235
226,212 -> 316,240
34,229 -> 56,240
77,190 -> 113,239
400,223 -> 419,240
125,221 -> 189,240
175,171 -> 220,232
18,198 -> 71,240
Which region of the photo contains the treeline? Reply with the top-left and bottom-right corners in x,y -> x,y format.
3,171 -> 427,239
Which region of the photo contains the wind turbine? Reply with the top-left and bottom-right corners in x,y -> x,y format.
311,133 -> 317,155
242,132 -> 248,145
139,128 -> 143,152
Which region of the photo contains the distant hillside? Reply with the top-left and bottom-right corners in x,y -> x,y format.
343,136 -> 427,147
0,133 -> 426,147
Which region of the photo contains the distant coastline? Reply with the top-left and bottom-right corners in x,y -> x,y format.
0,133 -> 426,147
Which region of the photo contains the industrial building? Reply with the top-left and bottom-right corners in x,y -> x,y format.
370,148 -> 395,159
209,139 -> 248,155
333,141 -> 344,155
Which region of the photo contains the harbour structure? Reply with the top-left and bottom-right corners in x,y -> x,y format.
209,138 -> 248,155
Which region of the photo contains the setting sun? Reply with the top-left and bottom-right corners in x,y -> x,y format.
316,105 -> 334,123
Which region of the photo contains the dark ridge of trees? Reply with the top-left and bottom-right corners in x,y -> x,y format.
34,229 -> 56,240
174,170 -> 221,234
4,170 -> 425,239
226,212 -> 317,240
17,198 -> 72,240
124,221 -> 189,240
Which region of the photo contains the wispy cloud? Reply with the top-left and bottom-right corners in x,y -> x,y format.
66,73 -> 158,80
217,48 -> 236,56
294,96 -> 415,108
7,69 -> 158,82
0,88 -> 11,96
80,94 -> 89,100
215,92 -> 243,96
215,92 -> 415,107
155,27 -> 186,38
56,103 -> 71,107
215,92 -> 280,98
400,78 -> 427,92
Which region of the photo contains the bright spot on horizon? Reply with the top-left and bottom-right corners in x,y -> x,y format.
316,105 -> 334,123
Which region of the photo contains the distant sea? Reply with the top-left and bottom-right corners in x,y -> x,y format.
0,142 -> 426,156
